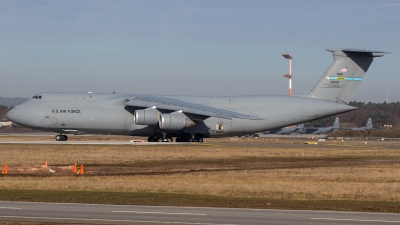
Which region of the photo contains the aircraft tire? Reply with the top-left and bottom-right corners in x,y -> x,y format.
56,135 -> 62,141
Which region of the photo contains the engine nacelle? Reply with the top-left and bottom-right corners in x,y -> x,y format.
134,109 -> 159,125
159,113 -> 195,130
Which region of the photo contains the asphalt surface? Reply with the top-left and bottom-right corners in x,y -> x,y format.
1,140 -> 400,150
1,139 -> 400,149
1,201 -> 400,225
0,140 -> 190,145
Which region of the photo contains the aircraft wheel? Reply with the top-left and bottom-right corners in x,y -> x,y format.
55,135 -> 62,141
176,137 -> 181,142
166,137 -> 173,142
187,138 -> 193,142
156,137 -> 163,142
148,137 -> 155,142
197,138 -> 203,143
62,135 -> 68,141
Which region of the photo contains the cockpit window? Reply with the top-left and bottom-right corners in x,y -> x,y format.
32,95 -> 42,99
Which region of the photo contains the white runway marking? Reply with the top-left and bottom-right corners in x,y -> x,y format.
312,218 -> 400,223
0,207 -> 21,210
113,210 -> 207,216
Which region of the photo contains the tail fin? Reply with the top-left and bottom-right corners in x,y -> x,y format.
296,124 -> 305,134
332,117 -> 340,128
307,49 -> 390,104
366,118 -> 372,129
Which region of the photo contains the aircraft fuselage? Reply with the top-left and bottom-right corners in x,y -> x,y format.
7,92 -> 355,138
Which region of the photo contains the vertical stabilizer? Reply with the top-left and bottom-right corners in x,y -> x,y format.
366,118 -> 372,129
332,117 -> 340,128
307,49 -> 389,104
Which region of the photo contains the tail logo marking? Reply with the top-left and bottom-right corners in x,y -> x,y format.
326,76 -> 362,81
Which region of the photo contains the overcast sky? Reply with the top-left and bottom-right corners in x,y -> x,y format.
1,0 -> 399,102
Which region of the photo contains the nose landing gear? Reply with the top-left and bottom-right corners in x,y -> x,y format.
55,134 -> 68,141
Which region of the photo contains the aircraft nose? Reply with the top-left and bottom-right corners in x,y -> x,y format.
6,101 -> 47,128
6,106 -> 22,124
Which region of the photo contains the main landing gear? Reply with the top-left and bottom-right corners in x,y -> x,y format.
147,137 -> 173,142
55,134 -> 68,141
175,137 -> 203,142
147,134 -> 204,143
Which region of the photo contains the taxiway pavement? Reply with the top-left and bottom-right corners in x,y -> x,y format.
1,139 -> 400,149
1,201 -> 400,225
0,140 -> 188,145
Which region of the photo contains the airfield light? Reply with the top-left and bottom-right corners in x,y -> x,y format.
282,53 -> 293,96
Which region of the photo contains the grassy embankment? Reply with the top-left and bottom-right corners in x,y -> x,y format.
1,136 -> 400,212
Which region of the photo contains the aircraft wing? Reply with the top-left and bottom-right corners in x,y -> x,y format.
125,96 -> 262,120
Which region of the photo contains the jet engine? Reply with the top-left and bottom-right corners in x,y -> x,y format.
159,113 -> 195,130
134,109 -> 159,125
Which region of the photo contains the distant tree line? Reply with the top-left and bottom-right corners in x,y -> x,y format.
309,101 -> 400,129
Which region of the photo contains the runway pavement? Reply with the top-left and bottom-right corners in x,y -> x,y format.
1,139 -> 400,149
0,140 -> 190,145
1,201 -> 400,225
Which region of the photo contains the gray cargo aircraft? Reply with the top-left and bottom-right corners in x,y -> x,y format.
299,117 -> 340,134
342,118 -> 373,130
6,49 -> 389,142
263,124 -> 304,135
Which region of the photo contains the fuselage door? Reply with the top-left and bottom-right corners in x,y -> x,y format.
39,107 -> 53,128
51,113 -> 58,128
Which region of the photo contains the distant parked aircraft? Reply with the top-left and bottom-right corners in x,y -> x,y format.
299,117 -> 340,134
264,124 -> 304,135
342,118 -> 373,130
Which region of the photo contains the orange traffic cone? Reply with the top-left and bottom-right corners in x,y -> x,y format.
80,164 -> 84,174
44,160 -> 48,167
73,163 -> 77,173
3,165 -> 8,174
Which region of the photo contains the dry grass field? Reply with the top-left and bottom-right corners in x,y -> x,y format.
1,135 -> 400,211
